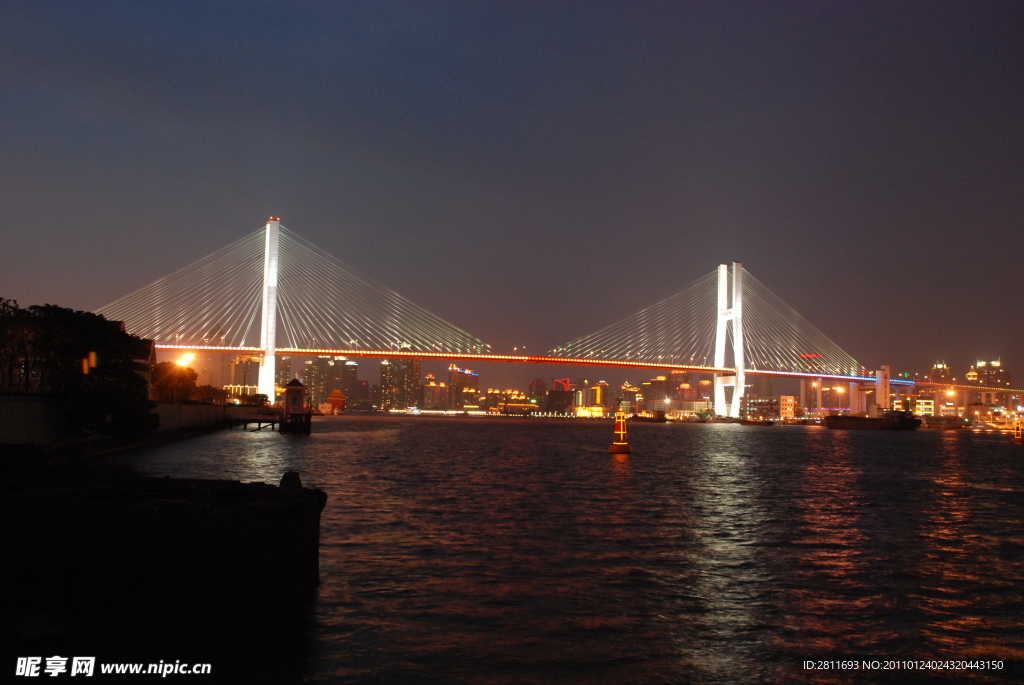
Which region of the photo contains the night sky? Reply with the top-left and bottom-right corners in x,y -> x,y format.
2,2 -> 1022,389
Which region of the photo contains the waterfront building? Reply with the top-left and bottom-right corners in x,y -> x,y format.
483,388 -> 528,411
381,356 -> 421,409
354,378 -> 370,405
641,375 -> 674,408
190,352 -> 233,390
675,382 -> 698,401
339,360 -> 359,402
546,389 -> 574,414
619,383 -> 640,407
233,355 -> 259,385
422,374 -> 448,410
912,398 -> 935,416
740,395 -> 796,420
590,381 -> 611,407
447,364 -> 479,410
678,399 -> 713,416
304,357 -> 333,406
528,378 -> 547,402
976,360 -> 1010,387
698,378 -> 713,400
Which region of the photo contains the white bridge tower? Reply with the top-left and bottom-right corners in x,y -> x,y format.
712,262 -> 745,417
257,217 -> 280,399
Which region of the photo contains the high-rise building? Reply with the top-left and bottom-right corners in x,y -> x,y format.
381,357 -> 421,409
276,356 -> 292,387
233,355 -> 261,387
422,374 -> 448,410
976,360 -> 1009,387
929,362 -> 952,383
528,378 -> 547,402
304,357 -> 333,406
590,381 -> 611,407
676,382 -> 698,401
339,360 -> 359,401
354,380 -> 370,403
698,378 -> 713,400
641,375 -> 674,409
668,371 -> 691,402
546,390 -> 574,414
192,352 -> 233,390
620,383 -> 640,408
448,364 -> 479,409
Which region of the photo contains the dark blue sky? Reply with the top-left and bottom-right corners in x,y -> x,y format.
2,1 -> 1022,388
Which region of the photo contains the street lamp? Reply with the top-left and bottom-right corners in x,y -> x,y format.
834,385 -> 844,411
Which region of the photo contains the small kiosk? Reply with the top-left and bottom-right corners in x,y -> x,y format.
280,378 -> 312,434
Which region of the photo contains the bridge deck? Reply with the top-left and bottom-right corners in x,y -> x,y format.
153,344 -> 1024,392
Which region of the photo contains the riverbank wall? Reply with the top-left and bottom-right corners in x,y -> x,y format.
0,396 -> 269,455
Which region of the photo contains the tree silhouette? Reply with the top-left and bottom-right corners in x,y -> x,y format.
151,361 -> 198,403
0,298 -> 157,436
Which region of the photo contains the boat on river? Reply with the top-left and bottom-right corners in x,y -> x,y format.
740,419 -> 774,426
824,411 -> 922,431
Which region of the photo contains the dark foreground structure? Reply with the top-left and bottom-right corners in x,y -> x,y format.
1,472 -> 327,628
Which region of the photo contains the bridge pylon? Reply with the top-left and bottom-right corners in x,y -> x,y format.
257,218 -> 280,398
713,262 -> 745,417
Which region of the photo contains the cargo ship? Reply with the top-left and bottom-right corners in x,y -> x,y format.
824,411 -> 922,431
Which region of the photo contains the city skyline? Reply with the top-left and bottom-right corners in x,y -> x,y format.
2,3 -> 1022,390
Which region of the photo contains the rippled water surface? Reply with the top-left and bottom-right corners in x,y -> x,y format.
120,417 -> 1024,683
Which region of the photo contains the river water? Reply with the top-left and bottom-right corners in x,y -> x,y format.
116,416 -> 1022,683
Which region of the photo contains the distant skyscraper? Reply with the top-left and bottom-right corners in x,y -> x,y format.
528,378 -> 547,401
355,380 -> 370,403
276,356 -> 292,387
590,381 -> 611,407
422,373 -> 448,410
976,360 -> 1009,387
339,360 -> 359,401
620,383 -> 640,407
381,356 -> 421,409
642,375 -> 673,406
305,357 -> 333,406
448,364 -> 479,409
192,352 -> 233,390
233,355 -> 260,387
929,362 -> 952,383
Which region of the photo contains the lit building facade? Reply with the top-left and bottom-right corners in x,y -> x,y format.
381,357 -> 422,409
447,364 -> 479,409
422,374 -> 448,410
976,360 -> 1009,387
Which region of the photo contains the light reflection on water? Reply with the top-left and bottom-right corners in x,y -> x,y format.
119,417 -> 1024,683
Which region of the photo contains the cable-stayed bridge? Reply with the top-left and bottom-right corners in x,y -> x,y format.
95,219 -> 1017,417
